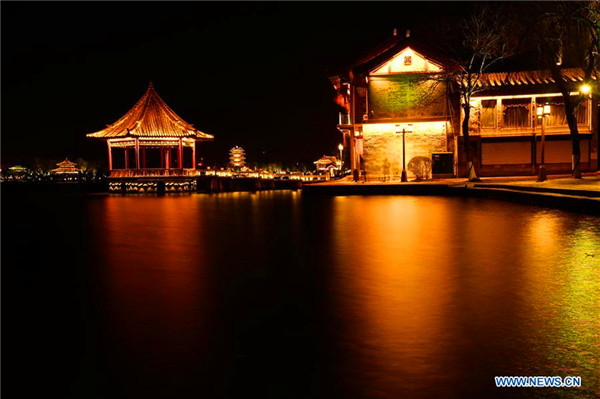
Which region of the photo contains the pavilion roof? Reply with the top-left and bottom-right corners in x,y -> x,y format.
51,158 -> 80,174
55,158 -> 77,168
314,155 -> 339,165
87,83 -> 214,140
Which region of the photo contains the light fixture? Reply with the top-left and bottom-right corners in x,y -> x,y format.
338,143 -> 344,151
395,124 -> 401,134
537,106 -> 544,117
580,84 -> 591,95
543,104 -> 551,116
406,123 -> 413,133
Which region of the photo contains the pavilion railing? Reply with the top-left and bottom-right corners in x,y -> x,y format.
110,169 -> 198,178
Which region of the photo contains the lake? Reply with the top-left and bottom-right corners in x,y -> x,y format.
3,189 -> 599,398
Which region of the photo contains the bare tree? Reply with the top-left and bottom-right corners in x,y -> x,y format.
527,2 -> 600,178
423,3 -> 516,181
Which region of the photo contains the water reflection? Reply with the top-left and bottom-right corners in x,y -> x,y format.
329,196 -> 600,397
77,193 -> 600,397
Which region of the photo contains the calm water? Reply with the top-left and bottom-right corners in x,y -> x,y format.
3,189 -> 600,398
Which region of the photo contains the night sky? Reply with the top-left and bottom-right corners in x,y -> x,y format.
2,2 -> 464,168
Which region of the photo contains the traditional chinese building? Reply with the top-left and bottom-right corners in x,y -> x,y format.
87,82 -> 214,192
229,146 -> 246,169
314,155 -> 341,175
329,31 -> 598,178
51,159 -> 80,175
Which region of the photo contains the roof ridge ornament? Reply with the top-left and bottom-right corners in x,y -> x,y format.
148,81 -> 154,89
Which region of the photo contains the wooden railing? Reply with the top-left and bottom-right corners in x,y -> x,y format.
110,169 -> 198,178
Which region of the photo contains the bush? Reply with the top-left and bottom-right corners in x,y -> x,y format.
407,156 -> 432,181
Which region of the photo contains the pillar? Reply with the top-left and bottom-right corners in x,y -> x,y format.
107,141 -> 113,170
192,140 -> 197,170
178,138 -> 183,169
135,138 -> 140,170
142,148 -> 146,169
166,148 -> 171,169
124,147 -> 129,169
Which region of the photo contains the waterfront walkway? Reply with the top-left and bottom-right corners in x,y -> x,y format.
303,172 -> 600,214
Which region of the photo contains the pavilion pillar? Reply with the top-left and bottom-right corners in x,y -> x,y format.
135,138 -> 140,170
124,148 -> 129,169
178,138 -> 183,169
107,141 -> 113,170
192,140 -> 197,170
166,148 -> 171,169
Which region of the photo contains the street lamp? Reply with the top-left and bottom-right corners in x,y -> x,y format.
580,83 -> 591,95
536,104 -> 551,182
338,143 -> 344,175
395,123 -> 413,182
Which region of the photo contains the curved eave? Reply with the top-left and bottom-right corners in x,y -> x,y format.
87,130 -> 215,140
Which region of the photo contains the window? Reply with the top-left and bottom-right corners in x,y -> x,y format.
503,98 -> 531,128
541,96 -> 588,127
404,56 -> 412,66
481,100 -> 496,128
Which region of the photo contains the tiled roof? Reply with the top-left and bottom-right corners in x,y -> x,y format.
55,158 -> 77,168
52,158 -> 80,173
87,83 -> 214,140
477,68 -> 594,87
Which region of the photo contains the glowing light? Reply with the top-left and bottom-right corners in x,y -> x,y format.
580,84 -> 591,95
338,143 -> 344,151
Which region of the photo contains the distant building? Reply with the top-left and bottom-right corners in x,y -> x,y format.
51,159 -> 80,175
230,146 -> 246,168
314,155 -> 341,176
6,165 -> 29,180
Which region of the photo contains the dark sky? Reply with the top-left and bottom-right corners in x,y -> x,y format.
1,1 -> 464,168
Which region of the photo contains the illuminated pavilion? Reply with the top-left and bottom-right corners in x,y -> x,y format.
87,82 -> 214,179
51,158 -> 80,175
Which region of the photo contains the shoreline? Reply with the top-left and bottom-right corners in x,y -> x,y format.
3,175 -> 599,215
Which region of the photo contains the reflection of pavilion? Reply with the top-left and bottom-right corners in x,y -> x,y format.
87,83 -> 214,193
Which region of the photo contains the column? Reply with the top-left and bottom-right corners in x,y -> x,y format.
178,138 -> 183,169
124,147 -> 129,169
192,140 -> 197,170
107,141 -> 113,170
166,148 -> 171,169
135,138 -> 140,170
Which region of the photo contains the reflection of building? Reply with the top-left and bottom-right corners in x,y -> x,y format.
51,159 -> 80,175
329,31 -> 598,178
87,82 -> 214,178
229,146 -> 246,168
86,83 -> 214,193
314,155 -> 341,176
